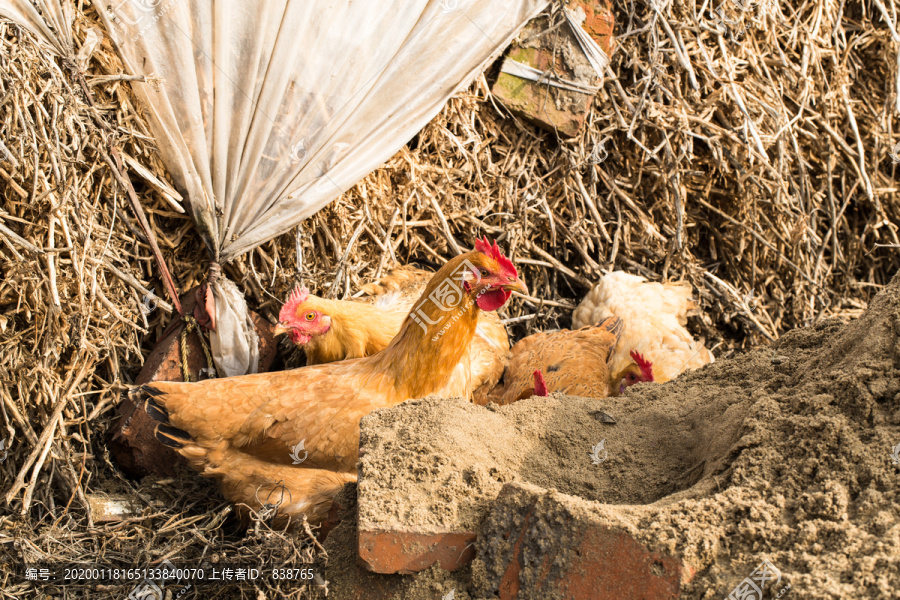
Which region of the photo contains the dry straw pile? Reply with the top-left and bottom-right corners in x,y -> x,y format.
0,0 -> 898,597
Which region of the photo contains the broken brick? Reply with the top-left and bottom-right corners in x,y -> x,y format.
477,482 -> 690,599
579,0 -> 616,56
491,1 -> 614,137
358,529 -> 476,575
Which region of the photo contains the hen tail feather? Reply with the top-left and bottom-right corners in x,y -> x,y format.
597,316 -> 623,341
131,384 -> 196,449
144,397 -> 169,421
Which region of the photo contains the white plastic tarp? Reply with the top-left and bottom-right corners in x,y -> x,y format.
0,0 -> 72,55
1,0 -> 549,376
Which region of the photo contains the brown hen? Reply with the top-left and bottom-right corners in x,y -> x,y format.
136,239 -> 527,524
273,266 -> 510,399
478,317 -> 654,405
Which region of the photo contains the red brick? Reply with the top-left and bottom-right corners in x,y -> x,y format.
358,529 -> 476,575
484,483 -> 688,600
579,0 -> 616,56
320,487 -> 407,599
110,287 -> 277,477
491,1 -> 615,137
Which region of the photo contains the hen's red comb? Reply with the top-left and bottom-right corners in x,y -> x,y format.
279,285 -> 310,322
474,236 -> 517,276
630,350 -> 654,382
533,370 -> 548,396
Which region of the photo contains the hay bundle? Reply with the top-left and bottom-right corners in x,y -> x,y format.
0,0 -> 897,597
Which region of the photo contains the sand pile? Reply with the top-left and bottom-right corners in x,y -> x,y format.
357,387 -> 742,533
323,271 -> 900,599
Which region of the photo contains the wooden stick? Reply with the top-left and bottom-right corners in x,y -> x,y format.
840,86 -> 875,205
0,219 -> 44,255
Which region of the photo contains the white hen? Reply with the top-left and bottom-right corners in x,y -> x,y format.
571,271 -> 713,382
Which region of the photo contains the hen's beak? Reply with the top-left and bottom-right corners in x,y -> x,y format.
273,322 -> 289,337
502,276 -> 529,296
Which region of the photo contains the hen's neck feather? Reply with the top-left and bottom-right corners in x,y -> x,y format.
370,253 -> 483,398
304,300 -> 403,364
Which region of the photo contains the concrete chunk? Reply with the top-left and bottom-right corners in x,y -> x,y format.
355,393 -> 717,576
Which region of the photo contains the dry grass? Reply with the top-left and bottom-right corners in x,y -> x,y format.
0,0 -> 897,597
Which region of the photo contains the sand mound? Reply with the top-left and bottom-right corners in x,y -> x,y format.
325,271 -> 900,599
358,385 -> 746,533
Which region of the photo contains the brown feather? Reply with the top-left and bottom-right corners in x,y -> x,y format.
136,249 -> 524,523
479,317 -> 622,405
285,269 -> 510,398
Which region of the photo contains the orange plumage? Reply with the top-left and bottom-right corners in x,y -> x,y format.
137,239 -> 526,524
273,266 -> 510,399
571,272 -> 714,383
478,317 -> 653,405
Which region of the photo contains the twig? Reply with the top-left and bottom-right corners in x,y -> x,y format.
702,272 -> 776,342
652,2 -> 700,90
328,219 -> 366,299
501,314 -> 539,325
85,255 -> 174,312
428,193 -> 463,255
840,86 -> 875,205
0,219 -> 44,255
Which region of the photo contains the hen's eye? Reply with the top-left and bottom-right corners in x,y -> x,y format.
480,269 -> 489,277
305,312 -> 315,321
